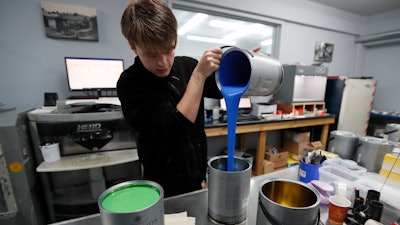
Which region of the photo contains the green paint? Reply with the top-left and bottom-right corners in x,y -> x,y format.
101,184 -> 160,213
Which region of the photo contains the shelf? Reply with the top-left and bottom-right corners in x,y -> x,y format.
36,149 -> 138,172
277,101 -> 325,115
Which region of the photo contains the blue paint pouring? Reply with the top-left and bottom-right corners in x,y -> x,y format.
218,49 -> 251,171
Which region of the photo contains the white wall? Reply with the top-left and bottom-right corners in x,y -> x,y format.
357,9 -> 400,111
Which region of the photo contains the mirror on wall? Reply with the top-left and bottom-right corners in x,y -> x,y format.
170,4 -> 279,60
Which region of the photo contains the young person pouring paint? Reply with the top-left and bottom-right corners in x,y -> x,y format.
118,0 -> 265,197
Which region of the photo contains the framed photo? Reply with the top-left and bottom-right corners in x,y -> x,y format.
41,1 -> 99,41
314,42 -> 334,62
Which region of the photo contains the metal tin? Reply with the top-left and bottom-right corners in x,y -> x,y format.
327,130 -> 359,159
216,46 -> 283,96
207,155 -> 252,224
257,179 -> 321,225
98,180 -> 164,225
355,136 -> 394,173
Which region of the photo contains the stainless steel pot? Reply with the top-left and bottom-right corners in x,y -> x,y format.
257,178 -> 321,225
355,136 -> 394,173
327,130 -> 360,159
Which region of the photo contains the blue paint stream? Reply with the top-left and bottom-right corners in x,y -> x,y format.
221,87 -> 247,171
218,48 -> 251,171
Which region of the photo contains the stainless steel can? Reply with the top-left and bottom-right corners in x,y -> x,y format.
98,180 -> 164,225
257,179 -> 321,225
355,136 -> 394,173
327,130 -> 360,159
216,46 -> 283,96
208,155 -> 252,224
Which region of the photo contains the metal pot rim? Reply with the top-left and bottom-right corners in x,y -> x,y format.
98,180 -> 164,214
258,178 -> 321,209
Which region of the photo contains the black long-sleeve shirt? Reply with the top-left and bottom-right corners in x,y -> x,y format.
117,56 -> 221,197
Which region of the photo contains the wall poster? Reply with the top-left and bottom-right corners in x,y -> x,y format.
314,41 -> 334,62
40,1 -> 99,41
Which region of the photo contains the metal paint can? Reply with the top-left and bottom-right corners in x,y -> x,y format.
208,155 -> 252,224
327,130 -> 360,159
257,179 -> 321,225
216,46 -> 283,97
98,180 -> 164,225
355,136 -> 394,173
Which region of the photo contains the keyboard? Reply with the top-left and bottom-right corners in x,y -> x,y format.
219,114 -> 261,123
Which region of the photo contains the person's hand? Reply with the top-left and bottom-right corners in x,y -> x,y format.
195,47 -> 223,79
252,46 -> 261,53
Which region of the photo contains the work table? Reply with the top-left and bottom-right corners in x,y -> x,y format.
204,115 -> 335,175
49,166 -> 399,225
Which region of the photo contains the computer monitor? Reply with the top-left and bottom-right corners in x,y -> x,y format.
65,57 -> 124,92
219,97 -> 252,113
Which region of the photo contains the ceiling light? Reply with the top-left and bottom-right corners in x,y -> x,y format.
209,20 -> 245,30
186,35 -> 236,45
223,24 -> 273,41
178,13 -> 208,36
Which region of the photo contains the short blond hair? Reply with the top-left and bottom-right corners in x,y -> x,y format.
121,0 -> 177,52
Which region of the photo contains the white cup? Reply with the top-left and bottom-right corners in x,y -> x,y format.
40,143 -> 61,163
212,108 -> 220,121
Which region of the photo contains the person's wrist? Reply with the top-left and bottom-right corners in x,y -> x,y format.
193,68 -> 208,82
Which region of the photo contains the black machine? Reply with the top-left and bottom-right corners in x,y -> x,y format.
28,105 -> 142,222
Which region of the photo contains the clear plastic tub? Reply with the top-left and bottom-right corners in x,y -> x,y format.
319,165 -> 362,200
322,158 -> 367,175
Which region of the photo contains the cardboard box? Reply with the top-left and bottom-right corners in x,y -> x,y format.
283,138 -> 309,155
379,169 -> 400,182
273,159 -> 288,168
284,130 -> 310,142
381,153 -> 400,174
308,141 -> 323,151
265,145 -> 288,162
288,152 -> 302,161
263,160 -> 274,174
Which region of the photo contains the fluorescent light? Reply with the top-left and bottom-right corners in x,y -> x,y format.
223,24 -> 273,41
186,35 -> 236,45
261,39 -> 273,46
178,13 -> 208,36
209,20 -> 245,30
223,31 -> 247,41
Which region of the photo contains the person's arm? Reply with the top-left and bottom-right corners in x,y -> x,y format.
177,47 -> 222,123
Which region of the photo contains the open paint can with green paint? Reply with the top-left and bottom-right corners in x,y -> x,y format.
98,180 -> 164,225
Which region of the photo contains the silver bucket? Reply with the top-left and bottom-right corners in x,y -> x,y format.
216,46 -> 283,97
327,130 -> 359,159
207,155 -> 252,224
98,180 -> 164,225
385,123 -> 400,142
355,137 -> 394,173
257,179 -> 321,225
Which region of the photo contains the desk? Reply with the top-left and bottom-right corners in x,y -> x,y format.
205,115 -> 335,175
48,166 -> 399,225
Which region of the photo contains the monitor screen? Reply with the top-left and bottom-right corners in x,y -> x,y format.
219,97 -> 251,111
65,57 -> 124,91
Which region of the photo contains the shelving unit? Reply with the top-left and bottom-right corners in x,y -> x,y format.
277,101 -> 326,115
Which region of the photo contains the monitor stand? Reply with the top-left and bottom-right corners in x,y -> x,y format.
68,89 -> 118,99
